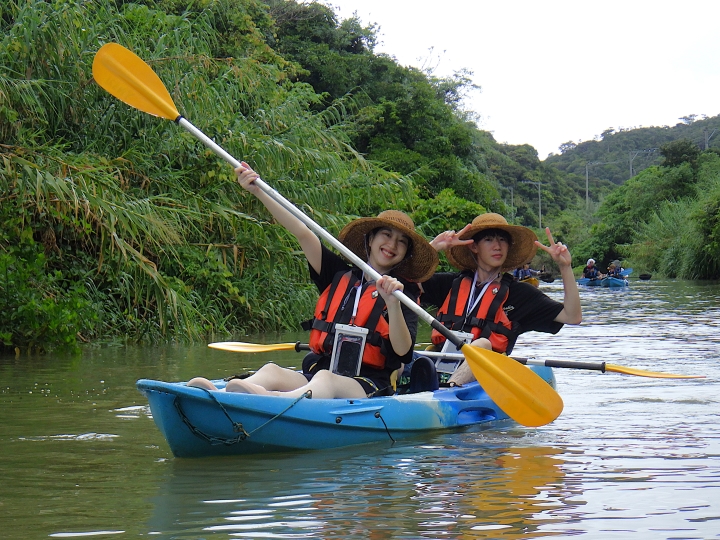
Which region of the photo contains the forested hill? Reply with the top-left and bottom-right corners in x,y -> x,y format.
543,114 -> 720,202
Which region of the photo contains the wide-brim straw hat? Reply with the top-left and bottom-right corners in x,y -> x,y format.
447,213 -> 538,271
338,210 -> 439,282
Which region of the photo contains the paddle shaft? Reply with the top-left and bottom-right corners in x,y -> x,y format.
415,350 -> 608,371
291,343 -> 606,372
176,117 -> 463,348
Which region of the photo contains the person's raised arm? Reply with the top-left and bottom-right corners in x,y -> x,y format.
535,227 -> 582,325
236,162 -> 322,274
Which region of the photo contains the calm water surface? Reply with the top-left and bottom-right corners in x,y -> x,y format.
1,278 -> 719,539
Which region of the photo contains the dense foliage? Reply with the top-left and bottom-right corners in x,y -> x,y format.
0,0 -> 409,351
2,0 -> 719,353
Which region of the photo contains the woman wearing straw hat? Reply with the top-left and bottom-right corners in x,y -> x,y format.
189,162 -> 438,399
421,213 -> 582,386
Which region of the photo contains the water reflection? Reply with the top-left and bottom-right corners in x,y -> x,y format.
146,439 -> 577,538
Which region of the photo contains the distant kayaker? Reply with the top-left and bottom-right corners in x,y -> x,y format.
188,162 -> 438,399
606,263 -> 623,277
513,262 -> 540,281
419,213 -> 582,386
583,258 -> 600,279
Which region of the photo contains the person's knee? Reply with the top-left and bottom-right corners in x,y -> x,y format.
256,362 -> 285,376
187,377 -> 216,390
309,369 -> 335,384
225,378 -> 248,393
470,337 -> 492,349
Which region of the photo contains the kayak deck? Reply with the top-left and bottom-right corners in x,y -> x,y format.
137,365 -> 556,457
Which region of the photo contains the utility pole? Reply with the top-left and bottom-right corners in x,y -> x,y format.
705,128 -> 717,150
585,161 -> 600,210
501,185 -> 515,222
507,185 -> 514,224
522,181 -> 542,229
585,160 -> 621,209
628,149 -> 658,178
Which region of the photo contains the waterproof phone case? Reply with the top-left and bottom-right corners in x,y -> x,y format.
329,324 -> 368,377
436,331 -> 474,374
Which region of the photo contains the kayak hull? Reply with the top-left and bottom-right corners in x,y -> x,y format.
137,365 -> 556,457
577,276 -> 629,288
601,276 -> 629,287
578,268 -> 631,288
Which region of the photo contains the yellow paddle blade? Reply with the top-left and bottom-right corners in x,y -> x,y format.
208,341 -> 297,353
462,345 -> 564,427
605,364 -> 705,379
92,43 -> 180,120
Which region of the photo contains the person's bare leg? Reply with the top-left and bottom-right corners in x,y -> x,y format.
225,369 -> 367,399
187,377 -> 220,390
447,338 -> 492,385
287,370 -> 367,399
225,378 -> 274,394
240,363 -> 308,391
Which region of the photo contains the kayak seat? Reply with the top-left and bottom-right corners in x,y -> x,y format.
407,355 -> 440,393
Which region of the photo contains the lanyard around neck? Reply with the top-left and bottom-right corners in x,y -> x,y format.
349,271 -> 375,322
466,271 -> 499,316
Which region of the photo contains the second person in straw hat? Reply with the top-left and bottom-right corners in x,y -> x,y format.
188,162 -> 438,399
420,212 -> 582,386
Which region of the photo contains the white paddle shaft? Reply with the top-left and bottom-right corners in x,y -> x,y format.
177,116 -> 441,333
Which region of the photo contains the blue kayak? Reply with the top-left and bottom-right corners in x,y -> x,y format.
137,365 -> 556,457
578,268 -> 631,288
578,276 -> 629,287
577,276 -> 603,287
601,276 -> 629,287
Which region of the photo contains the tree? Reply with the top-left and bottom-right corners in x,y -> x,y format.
660,138 -> 701,169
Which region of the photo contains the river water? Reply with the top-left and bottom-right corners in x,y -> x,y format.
1,278 -> 718,539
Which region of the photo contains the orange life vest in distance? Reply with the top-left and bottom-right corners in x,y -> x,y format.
431,272 -> 517,353
308,270 -> 390,370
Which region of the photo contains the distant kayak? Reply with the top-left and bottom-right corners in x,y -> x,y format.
578,276 -> 629,287
578,268 -> 631,288
601,276 -> 629,288
519,276 -> 540,287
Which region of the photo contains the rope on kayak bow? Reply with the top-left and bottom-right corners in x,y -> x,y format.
244,390 -> 313,438
174,390 -> 312,446
374,411 -> 396,444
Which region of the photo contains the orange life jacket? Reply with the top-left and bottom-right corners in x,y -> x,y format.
308,270 -> 390,370
431,272 -> 518,353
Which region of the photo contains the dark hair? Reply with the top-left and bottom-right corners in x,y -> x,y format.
472,228 -> 512,244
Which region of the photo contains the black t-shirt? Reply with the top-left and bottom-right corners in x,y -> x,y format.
421,271 -> 564,337
308,244 -> 420,372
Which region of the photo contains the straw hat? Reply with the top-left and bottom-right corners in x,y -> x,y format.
338,210 -> 439,282
446,213 -> 538,271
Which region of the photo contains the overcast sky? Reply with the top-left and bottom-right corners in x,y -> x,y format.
324,1 -> 720,159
